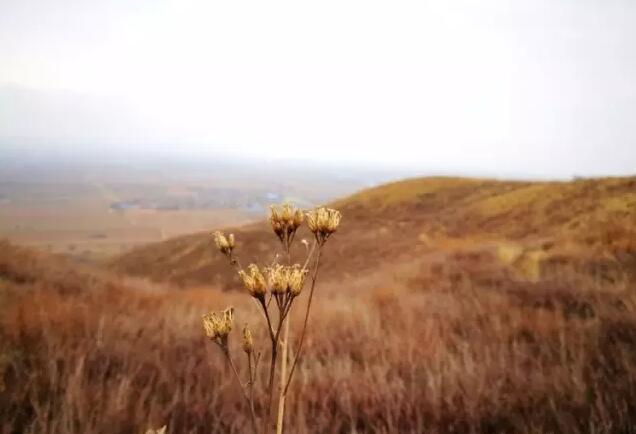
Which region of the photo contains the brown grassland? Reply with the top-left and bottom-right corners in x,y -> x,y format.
1,176 -> 636,433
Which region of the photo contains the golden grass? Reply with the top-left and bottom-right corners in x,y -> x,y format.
336,176 -> 486,207
2,240 -> 636,433
473,183 -> 556,217
2,175 -> 635,433
110,176 -> 636,289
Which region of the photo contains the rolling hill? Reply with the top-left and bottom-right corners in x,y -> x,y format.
109,176 -> 636,288
3,176 -> 636,433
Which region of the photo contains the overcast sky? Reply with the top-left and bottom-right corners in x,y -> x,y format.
1,0 -> 635,177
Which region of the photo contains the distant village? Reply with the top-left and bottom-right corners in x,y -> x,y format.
109,187 -> 285,213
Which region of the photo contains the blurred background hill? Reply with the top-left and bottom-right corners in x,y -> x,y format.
111,176 -> 636,288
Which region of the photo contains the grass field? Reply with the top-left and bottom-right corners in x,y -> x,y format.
1,176 -> 635,433
1,238 -> 635,433
111,176 -> 636,287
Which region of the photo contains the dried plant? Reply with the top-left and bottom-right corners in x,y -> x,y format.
203,204 -> 342,434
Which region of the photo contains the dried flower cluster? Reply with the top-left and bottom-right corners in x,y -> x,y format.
202,204 -> 341,434
202,307 -> 234,347
238,264 -> 268,299
307,207 -> 341,244
213,231 -> 235,259
269,204 -> 304,245
267,264 -> 307,297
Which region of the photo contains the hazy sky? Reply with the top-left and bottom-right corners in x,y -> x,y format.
1,0 -> 635,177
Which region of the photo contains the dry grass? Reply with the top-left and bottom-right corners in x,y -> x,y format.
2,176 -> 635,433
2,238 -> 636,433
110,176 -> 636,287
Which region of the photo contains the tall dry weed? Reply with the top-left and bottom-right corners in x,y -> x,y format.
203,204 -> 341,433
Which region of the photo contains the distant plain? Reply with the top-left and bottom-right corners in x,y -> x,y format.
0,156 -> 399,260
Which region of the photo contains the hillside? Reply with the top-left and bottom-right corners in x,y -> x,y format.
3,175 -> 636,432
0,239 -> 130,296
109,176 -> 636,287
0,241 -> 238,433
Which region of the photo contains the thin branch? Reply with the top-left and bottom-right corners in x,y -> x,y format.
264,306 -> 285,434
222,347 -> 249,401
275,238 -> 294,434
301,240 -> 317,270
265,290 -> 290,434
221,346 -> 257,434
246,351 -> 258,434
282,247 -> 323,396
264,341 -> 278,434
259,298 -> 276,343
276,311 -> 290,434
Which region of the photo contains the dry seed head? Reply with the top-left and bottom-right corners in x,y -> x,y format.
307,207 -> 341,243
266,263 -> 307,296
202,313 -> 217,339
242,324 -> 254,354
279,203 -> 297,227
269,203 -> 303,241
202,307 -> 234,341
267,264 -> 287,294
212,231 -> 234,257
238,264 -> 267,298
281,203 -> 293,224
287,264 -> 308,297
145,426 -> 167,434
292,208 -> 304,228
220,307 -> 234,335
268,205 -> 284,240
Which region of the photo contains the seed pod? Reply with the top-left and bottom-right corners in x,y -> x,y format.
288,264 -> 308,297
242,324 -> 254,354
202,307 -> 234,343
212,231 -> 234,257
269,203 -> 304,243
267,264 -> 287,294
306,207 -> 341,244
238,264 -> 267,299
266,263 -> 307,296
292,208 -> 304,230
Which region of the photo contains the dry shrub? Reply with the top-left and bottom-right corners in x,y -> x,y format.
2,247 -> 636,433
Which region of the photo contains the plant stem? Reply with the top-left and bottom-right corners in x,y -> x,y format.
282,247 -> 322,396
223,347 -> 257,434
276,315 -> 290,434
246,352 -> 258,434
260,298 -> 276,343
274,237 -> 293,434
265,298 -> 292,434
